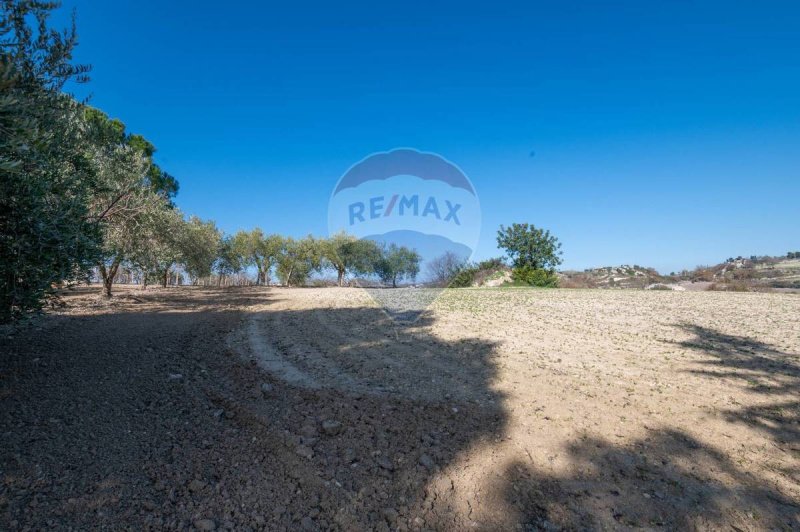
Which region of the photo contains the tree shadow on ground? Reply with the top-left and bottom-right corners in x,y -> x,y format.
672,323 -> 800,448
223,301 -> 507,529
3,293 -> 799,530
1,288 -> 510,530
500,428 -> 799,530
488,323 -> 800,530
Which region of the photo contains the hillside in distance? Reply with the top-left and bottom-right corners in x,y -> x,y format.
557,254 -> 800,292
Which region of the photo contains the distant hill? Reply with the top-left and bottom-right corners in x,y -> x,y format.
675,255 -> 800,291
558,265 -> 667,289
558,255 -> 800,292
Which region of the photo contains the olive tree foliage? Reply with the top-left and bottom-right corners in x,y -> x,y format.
0,0 -> 98,321
214,235 -> 243,284
277,236 -> 322,287
85,109 -> 176,296
373,244 -> 421,288
127,205 -> 185,288
496,223 -> 563,271
180,216 -> 221,284
231,229 -> 283,285
322,232 -> 381,286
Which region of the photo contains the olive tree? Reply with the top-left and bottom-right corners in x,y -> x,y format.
322,232 -> 381,286
373,244 -> 421,288
0,0 -> 97,321
277,236 -> 322,286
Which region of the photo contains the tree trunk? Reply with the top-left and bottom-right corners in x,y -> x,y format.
337,268 -> 345,287
162,267 -> 169,288
392,274 -> 397,288
99,259 -> 121,297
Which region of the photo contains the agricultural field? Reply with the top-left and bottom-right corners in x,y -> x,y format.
2,286 -> 798,530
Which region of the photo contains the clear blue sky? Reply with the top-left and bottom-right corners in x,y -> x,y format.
57,1 -> 799,273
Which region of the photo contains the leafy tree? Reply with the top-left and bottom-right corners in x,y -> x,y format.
127,205 -> 185,289
89,132 -> 167,295
180,216 -> 221,283
0,0 -> 98,321
496,223 -> 563,271
373,244 -> 421,288
277,236 -> 322,286
232,229 -> 283,285
215,235 -> 244,285
322,232 -> 381,286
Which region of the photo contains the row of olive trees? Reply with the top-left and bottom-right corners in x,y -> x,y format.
0,1 -> 214,317
216,230 -> 421,288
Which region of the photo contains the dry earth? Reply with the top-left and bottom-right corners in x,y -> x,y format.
1,286 -> 799,530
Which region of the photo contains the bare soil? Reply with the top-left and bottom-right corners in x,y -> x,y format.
1,286 -> 798,530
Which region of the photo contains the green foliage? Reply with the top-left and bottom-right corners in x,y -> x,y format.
0,0 -> 98,321
449,267 -> 476,288
127,205 -> 184,287
496,223 -> 562,271
180,216 -> 221,282
510,266 -> 559,287
476,257 -> 505,271
232,229 -> 283,285
373,244 -> 421,288
276,235 -> 322,286
215,236 -> 243,279
322,232 -> 381,286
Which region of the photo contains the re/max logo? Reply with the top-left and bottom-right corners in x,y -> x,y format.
349,195 -> 462,226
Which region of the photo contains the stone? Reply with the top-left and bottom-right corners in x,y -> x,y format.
295,445 -> 314,459
321,420 -> 342,435
418,454 -> 435,471
376,456 -> 394,471
188,479 -> 206,493
193,518 -> 216,531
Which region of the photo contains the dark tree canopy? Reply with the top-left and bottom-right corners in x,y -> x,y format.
496,223 -> 563,271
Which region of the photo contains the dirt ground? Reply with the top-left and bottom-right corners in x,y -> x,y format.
1,286 -> 798,530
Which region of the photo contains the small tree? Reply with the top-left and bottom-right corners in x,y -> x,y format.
374,244 -> 421,288
180,216 -> 221,284
128,206 -> 185,289
426,251 -> 467,287
323,232 -> 381,286
232,229 -> 282,285
215,236 -> 243,286
277,236 -> 322,286
496,223 -> 563,271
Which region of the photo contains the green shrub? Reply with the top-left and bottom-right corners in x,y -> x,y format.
511,266 -> 559,287
476,257 -> 505,271
449,267 -> 477,288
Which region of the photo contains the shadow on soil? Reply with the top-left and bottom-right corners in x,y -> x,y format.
676,323 -> 800,447
492,323 -> 799,530
2,291 -> 798,530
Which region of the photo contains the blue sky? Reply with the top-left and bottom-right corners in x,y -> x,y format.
56,1 -> 800,273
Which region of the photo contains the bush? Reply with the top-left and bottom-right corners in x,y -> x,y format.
449,267 -> 477,288
511,266 -> 559,287
476,257 -> 505,271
